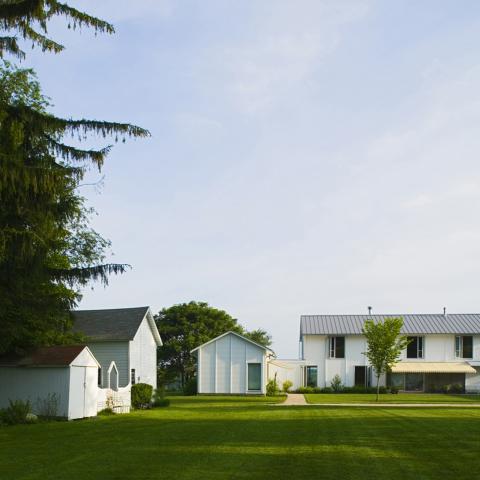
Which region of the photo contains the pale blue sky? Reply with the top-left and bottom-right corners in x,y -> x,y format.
24,1 -> 480,356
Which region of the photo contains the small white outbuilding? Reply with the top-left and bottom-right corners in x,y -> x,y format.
192,331 -> 274,395
0,345 -> 100,420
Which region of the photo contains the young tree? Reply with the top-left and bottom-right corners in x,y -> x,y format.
362,317 -> 409,401
243,328 -> 272,347
155,302 -> 272,387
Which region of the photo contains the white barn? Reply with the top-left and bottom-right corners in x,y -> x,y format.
192,332 -> 274,395
0,345 -> 99,420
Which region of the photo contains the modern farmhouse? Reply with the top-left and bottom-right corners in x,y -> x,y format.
298,314 -> 480,392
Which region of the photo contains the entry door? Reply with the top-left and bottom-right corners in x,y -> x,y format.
247,363 -> 261,391
354,366 -> 367,387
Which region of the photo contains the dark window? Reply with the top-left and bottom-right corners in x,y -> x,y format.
247,363 -> 261,391
405,373 -> 424,391
456,336 -> 473,358
329,336 -> 345,358
306,366 -> 317,387
354,366 -> 367,387
98,368 -> 102,387
407,336 -> 424,358
131,369 -> 136,385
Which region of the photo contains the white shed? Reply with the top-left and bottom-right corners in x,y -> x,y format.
192,331 -> 273,395
0,345 -> 100,420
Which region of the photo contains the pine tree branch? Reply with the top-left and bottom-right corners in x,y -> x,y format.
0,0 -> 43,23
0,35 -> 25,58
44,136 -> 112,169
19,21 -> 63,53
46,1 -> 114,34
50,263 -> 131,286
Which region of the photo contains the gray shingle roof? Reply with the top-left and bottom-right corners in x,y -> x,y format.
300,314 -> 480,336
72,306 -> 150,341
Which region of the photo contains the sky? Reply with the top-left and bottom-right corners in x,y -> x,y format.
22,0 -> 480,356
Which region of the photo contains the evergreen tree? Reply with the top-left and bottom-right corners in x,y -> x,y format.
0,4 -> 149,354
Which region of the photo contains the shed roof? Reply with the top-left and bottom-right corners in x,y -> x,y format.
72,306 -> 161,344
0,345 -> 88,367
300,314 -> 480,336
191,331 -> 274,354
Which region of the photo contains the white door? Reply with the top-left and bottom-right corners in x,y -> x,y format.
69,366 -> 86,420
84,367 -> 98,417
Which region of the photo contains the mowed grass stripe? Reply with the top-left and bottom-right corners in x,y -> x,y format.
0,396 -> 479,479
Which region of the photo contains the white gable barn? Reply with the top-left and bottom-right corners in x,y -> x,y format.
0,345 -> 99,420
192,332 -> 273,395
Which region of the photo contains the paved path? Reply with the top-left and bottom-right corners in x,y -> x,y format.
276,394 -> 480,407
279,393 -> 308,406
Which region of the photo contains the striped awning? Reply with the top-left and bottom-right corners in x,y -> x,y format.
391,362 -> 476,374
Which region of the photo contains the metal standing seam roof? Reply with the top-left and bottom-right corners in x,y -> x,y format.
300,314 -> 480,336
72,306 -> 151,341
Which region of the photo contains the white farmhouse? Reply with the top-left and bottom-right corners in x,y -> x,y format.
192,331 -> 273,395
296,313 -> 480,392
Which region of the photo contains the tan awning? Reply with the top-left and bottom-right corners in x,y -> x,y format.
391,362 -> 476,374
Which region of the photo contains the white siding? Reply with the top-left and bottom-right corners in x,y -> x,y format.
197,333 -> 267,394
87,342 -> 129,387
0,367 -> 70,417
268,360 -> 305,390
130,317 -> 158,389
466,367 -> 480,392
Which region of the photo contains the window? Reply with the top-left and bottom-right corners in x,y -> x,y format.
407,336 -> 424,358
131,368 -> 136,385
247,363 -> 261,391
456,336 -> 473,358
306,366 -> 318,387
329,336 -> 345,358
98,367 -> 102,387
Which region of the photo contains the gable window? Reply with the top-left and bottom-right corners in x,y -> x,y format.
407,336 -> 424,359
98,367 -> 102,387
329,336 -> 345,358
455,336 -> 473,359
131,368 -> 136,385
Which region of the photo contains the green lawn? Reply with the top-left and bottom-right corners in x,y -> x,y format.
305,393 -> 480,404
1,396 -> 480,480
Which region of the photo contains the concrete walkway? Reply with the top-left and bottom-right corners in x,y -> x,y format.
276,394 -> 480,407
279,393 -> 308,406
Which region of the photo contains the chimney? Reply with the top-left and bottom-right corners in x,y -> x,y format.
443,307 -> 447,317
368,306 -> 372,316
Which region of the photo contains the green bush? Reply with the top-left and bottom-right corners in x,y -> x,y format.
152,387 -> 170,407
266,378 -> 279,396
98,408 -> 115,416
0,399 -> 31,425
330,374 -> 344,392
282,380 -> 293,393
183,378 -> 197,396
390,386 -> 399,394
296,386 -> 314,394
131,383 -> 153,409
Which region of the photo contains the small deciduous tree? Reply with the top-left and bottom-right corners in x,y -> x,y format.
362,317 -> 409,401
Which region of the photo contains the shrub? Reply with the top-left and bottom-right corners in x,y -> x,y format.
35,393 -> 59,419
131,383 -> 153,409
282,380 -> 293,393
296,386 -> 314,394
152,387 -> 170,408
98,408 -> 115,416
448,384 -> 464,394
266,378 -> 280,396
390,386 -> 399,394
0,399 -> 31,425
25,413 -> 38,424
183,378 -> 197,396
330,374 -> 344,392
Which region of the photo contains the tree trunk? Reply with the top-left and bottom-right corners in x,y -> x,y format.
376,375 -> 380,402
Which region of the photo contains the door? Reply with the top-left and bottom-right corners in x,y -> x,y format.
354,366 -> 367,387
247,363 -> 261,391
69,366 -> 86,420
